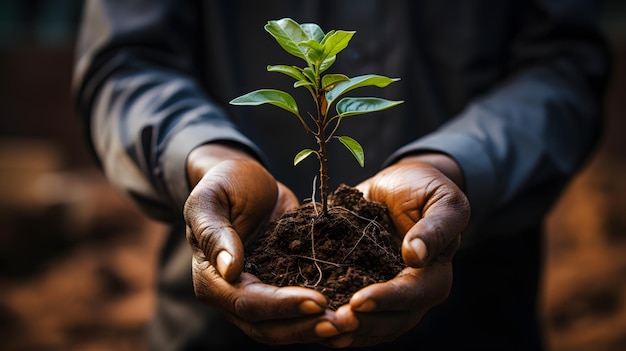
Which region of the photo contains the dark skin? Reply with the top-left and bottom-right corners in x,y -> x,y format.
184,143 -> 470,347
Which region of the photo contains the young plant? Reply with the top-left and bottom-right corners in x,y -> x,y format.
230,18 -> 403,214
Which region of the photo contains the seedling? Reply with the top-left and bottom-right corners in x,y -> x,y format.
230,18 -> 403,214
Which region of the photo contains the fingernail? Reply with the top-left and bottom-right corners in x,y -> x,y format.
330,334 -> 353,348
300,300 -> 324,314
216,250 -> 233,277
315,321 -> 339,338
410,238 -> 428,264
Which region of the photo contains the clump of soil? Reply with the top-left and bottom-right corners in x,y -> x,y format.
245,184 -> 405,309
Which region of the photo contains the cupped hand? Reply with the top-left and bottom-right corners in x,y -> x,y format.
183,144 -> 340,345
325,155 -> 470,347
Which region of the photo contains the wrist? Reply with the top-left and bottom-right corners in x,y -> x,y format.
186,142 -> 259,187
396,153 -> 465,191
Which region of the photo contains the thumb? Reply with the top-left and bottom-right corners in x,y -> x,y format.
186,222 -> 245,283
402,190 -> 469,267
184,183 -> 246,282
184,160 -> 279,282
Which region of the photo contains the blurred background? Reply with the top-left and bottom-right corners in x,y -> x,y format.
0,1 -> 624,350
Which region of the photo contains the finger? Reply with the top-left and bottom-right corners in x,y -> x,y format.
342,311 -> 415,347
270,182 -> 299,221
321,333 -> 355,349
355,178 -> 371,199
324,305 -> 413,348
231,275 -> 330,322
230,311 -> 339,345
349,267 -> 425,313
317,308 -> 357,348
229,304 -> 344,345
342,263 -> 453,347
350,262 -> 452,314
186,218 -> 245,282
441,234 -> 462,260
192,267 -> 337,345
194,268 -> 329,321
402,189 -> 469,267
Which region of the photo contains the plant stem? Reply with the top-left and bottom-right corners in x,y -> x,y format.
316,79 -> 329,215
318,133 -> 328,214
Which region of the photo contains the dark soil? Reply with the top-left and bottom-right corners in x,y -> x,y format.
245,184 -> 405,310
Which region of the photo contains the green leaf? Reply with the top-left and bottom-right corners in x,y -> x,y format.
264,18 -> 309,61
299,39 -> 324,64
337,136 -> 364,167
336,97 -> 403,117
322,74 -> 350,91
294,80 -> 315,89
300,23 -> 325,42
326,75 -> 401,111
230,89 -> 299,117
267,65 -> 304,81
302,67 -> 316,85
321,30 -> 355,59
319,55 -> 336,73
294,148 -> 318,166
320,30 -> 336,45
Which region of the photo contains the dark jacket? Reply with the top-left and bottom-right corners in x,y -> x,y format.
73,0 -> 610,349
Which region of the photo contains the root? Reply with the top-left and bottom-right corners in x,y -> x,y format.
330,206 -> 397,259
290,254 -> 342,267
329,206 -> 386,230
312,176 -> 319,217
310,218 -> 323,286
278,262 -> 291,286
342,216 -> 378,262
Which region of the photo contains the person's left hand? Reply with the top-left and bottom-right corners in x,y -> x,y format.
322,154 -> 470,348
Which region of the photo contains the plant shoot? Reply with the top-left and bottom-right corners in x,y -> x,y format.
230,18 -> 403,214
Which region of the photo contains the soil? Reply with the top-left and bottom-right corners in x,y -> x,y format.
244,184 -> 405,310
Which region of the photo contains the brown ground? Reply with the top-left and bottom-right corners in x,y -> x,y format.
538,44 -> 626,351
542,150 -> 626,351
0,158 -> 167,351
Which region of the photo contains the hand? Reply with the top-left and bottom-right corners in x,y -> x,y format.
183,144 -> 340,344
325,154 -> 470,348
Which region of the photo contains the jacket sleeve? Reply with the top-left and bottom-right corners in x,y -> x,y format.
72,0 -> 262,221
387,0 -> 611,237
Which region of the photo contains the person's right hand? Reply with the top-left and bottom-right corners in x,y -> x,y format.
183,143 -> 341,345
321,153 -> 470,348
